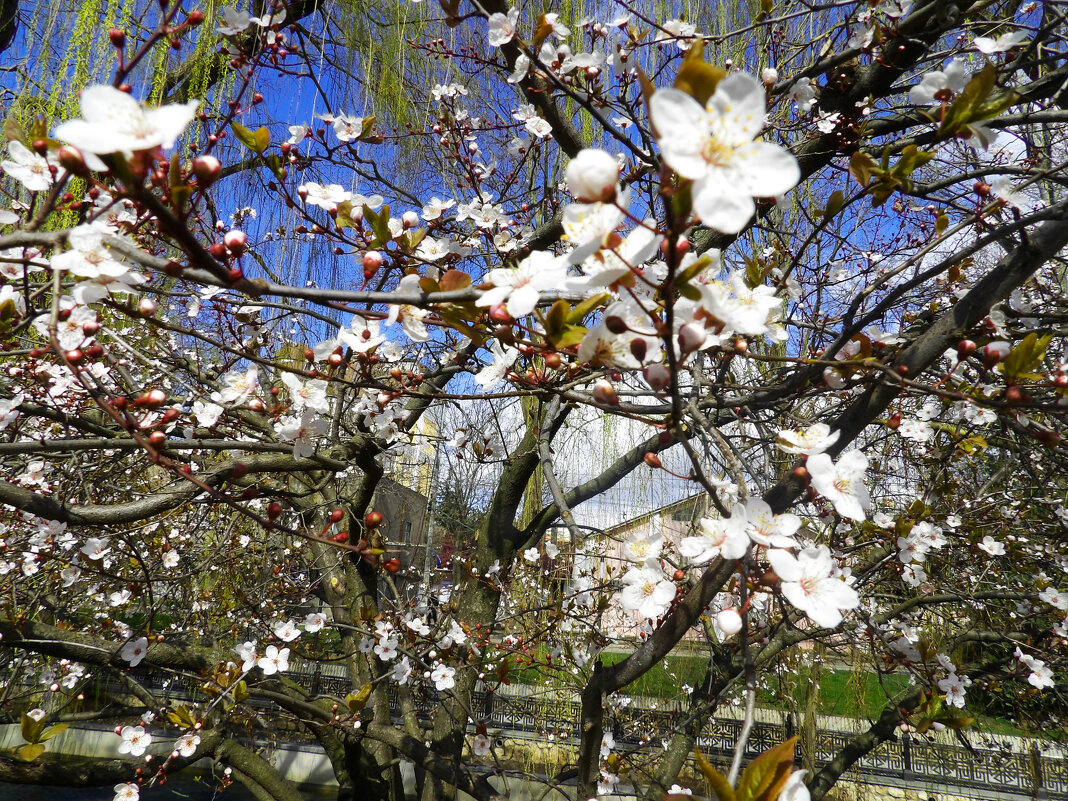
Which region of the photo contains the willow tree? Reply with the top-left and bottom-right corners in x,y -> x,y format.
0,1 -> 1066,801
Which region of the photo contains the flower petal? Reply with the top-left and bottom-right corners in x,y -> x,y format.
691,173 -> 755,234
649,89 -> 710,180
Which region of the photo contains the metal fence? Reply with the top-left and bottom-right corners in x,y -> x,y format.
119,664 -> 1066,799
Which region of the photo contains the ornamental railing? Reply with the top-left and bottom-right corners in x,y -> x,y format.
114,663 -> 1065,799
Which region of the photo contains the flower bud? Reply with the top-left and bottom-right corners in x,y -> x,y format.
678,323 -> 705,354
57,146 -> 90,178
715,609 -> 743,636
565,148 -> 619,203
592,379 -> 619,406
643,363 -> 671,392
401,210 -> 419,229
109,28 -> 126,48
362,250 -> 383,271
761,67 -> 779,86
983,340 -> 1011,368
224,229 -> 248,254
192,155 -> 221,187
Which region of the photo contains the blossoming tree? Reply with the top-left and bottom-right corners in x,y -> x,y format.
0,1 -> 1066,801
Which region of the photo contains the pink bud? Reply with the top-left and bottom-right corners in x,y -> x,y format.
592,379 -> 619,406
138,298 -> 157,317
643,363 -> 671,392
224,229 -> 248,254
983,341 -> 1011,367
192,155 -> 221,187
362,250 -> 383,271
678,323 -> 705,354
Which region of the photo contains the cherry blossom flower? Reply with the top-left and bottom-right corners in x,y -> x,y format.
649,73 -> 800,233
767,546 -> 860,628
1039,586 -> 1068,611
174,733 -> 200,758
776,423 -> 840,455
715,608 -> 743,637
487,8 -> 518,46
679,513 -> 749,564
218,7 -> 251,35
623,532 -> 663,563
807,450 -> 870,521
975,31 -> 1028,54
117,725 -> 152,757
618,563 -> 676,619
909,60 -> 969,105
471,733 -> 491,756
211,366 -> 259,406
392,656 -> 413,684
421,196 -> 456,220
743,498 -> 801,548
274,410 -> 328,459
2,142 -> 53,192
120,636 -> 149,667
431,662 -> 456,690
938,672 -> 970,708
699,271 -> 782,337
386,275 -> 430,342
525,116 -> 553,139
280,372 -> 330,414
161,549 -> 179,569
54,86 -> 197,155
81,537 -> 111,560
273,619 -> 301,642
257,645 -> 290,675
337,317 -> 386,354
476,250 -> 567,318
113,782 -> 140,801
655,18 -> 696,50
978,536 -> 1006,556
899,419 -> 933,442
305,612 -> 327,632
374,636 -> 399,661
299,182 -> 352,211
1015,647 -> 1055,689
331,113 -> 366,142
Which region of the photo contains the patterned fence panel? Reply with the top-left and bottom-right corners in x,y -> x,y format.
108,667 -> 1064,799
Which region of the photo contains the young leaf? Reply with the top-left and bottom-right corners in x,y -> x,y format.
232,122 -> 270,154
694,748 -> 736,801
38,723 -> 68,743
735,736 -> 797,801
439,270 -> 472,292
674,41 -> 726,106
17,743 -> 45,762
345,682 -> 373,714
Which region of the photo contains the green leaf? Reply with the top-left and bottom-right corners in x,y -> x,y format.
736,736 -> 797,801
38,723 -> 68,743
553,324 -> 587,350
849,152 -> 876,187
17,743 -> 45,762
167,705 -> 197,729
694,748 -> 736,801
567,292 -> 610,324
232,122 -> 270,154
1000,332 -> 1052,380
823,189 -> 845,220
